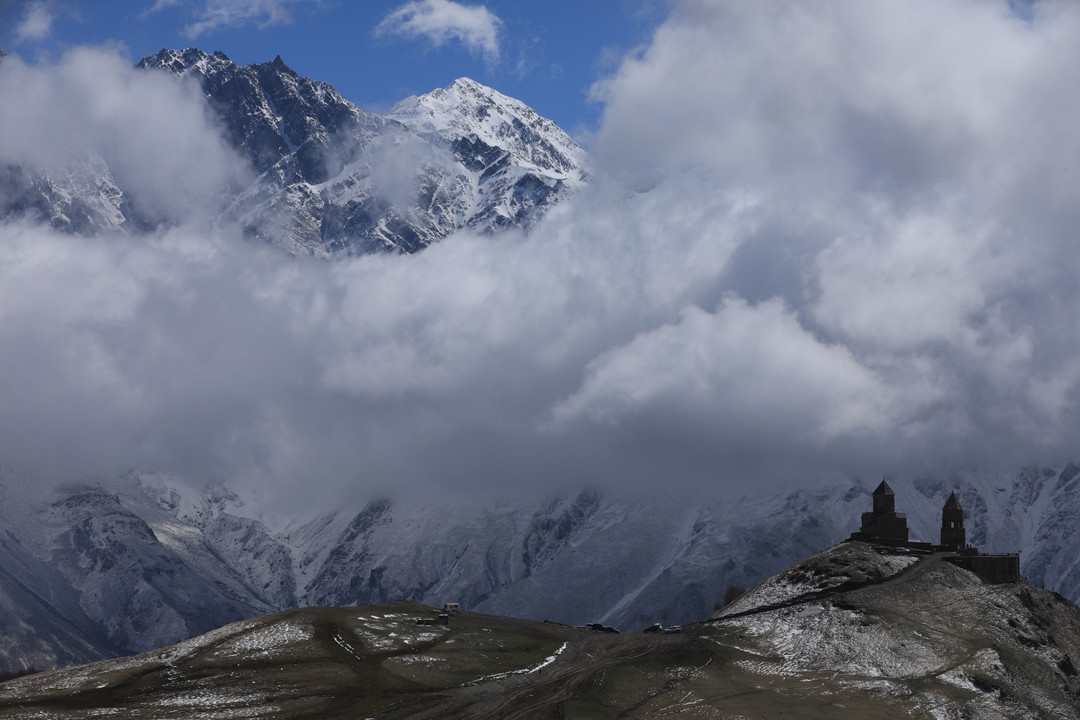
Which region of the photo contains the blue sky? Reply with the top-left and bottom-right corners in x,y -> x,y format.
0,0 -> 667,137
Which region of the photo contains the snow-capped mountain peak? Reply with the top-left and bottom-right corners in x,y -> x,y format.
120,53 -> 587,254
1,50 -> 586,255
387,77 -> 587,181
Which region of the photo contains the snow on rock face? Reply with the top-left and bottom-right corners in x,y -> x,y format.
138,48 -> 235,81
134,472 -> 298,611
37,479 -> 281,655
386,77 -> 587,181
0,524 -> 117,675
124,50 -> 587,255
384,77 -> 587,241
0,153 -> 126,235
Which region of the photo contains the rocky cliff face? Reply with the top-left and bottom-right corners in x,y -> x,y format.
385,76 -> 586,239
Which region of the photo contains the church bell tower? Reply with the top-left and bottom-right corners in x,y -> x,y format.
940,492 -> 966,549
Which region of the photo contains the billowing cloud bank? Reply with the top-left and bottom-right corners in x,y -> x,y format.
2,0 -> 1079,504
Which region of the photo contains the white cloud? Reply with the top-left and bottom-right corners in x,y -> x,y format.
143,0 -> 182,15
0,47 -> 250,224
581,0 -> 1080,469
549,296 -> 896,447
4,0 -> 1080,504
182,0 -> 316,38
15,1 -> 56,43
376,0 -> 502,63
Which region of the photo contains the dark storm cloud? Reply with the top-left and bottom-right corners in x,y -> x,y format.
2,0 -> 1080,505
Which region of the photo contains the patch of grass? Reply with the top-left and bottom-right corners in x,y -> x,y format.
0,666 -> 39,683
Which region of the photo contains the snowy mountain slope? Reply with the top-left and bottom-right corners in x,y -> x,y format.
4,475 -> 859,668
385,77 -> 587,237
0,154 -> 126,235
31,478 -> 286,655
141,462 -> 1080,634
138,49 -> 381,183
893,466 -> 1080,600
304,484 -> 866,632
4,550 -> 1079,718
130,48 -> 586,255
596,481 -> 868,630
2,463 -> 1080,675
387,77 -> 584,178
0,524 -> 117,675
132,472 -> 297,611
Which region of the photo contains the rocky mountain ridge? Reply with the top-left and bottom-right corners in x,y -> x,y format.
1,464 -> 1079,678
0,48 -> 586,255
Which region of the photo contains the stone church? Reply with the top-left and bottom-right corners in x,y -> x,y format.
849,479 -> 1019,583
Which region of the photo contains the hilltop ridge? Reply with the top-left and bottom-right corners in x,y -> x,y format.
710,541 -> 1080,717
2,542 -> 1077,718
6,466 -> 1080,684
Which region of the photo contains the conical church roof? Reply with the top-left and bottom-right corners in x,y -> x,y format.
873,479 -> 894,496
943,492 -> 963,511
